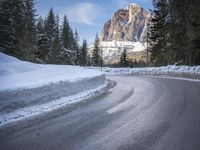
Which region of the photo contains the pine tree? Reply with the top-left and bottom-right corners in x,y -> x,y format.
0,0 -> 16,54
36,16 -> 44,34
60,15 -> 71,64
44,8 -> 56,43
148,0 -> 170,66
187,0 -> 200,65
167,0 -> 200,65
3,0 -> 26,58
20,0 -> 37,61
80,39 -> 88,66
92,34 -> 101,66
148,0 -> 200,65
36,16 -> 49,63
61,15 -> 70,49
44,8 -> 56,62
120,48 -> 128,67
167,0 -> 187,65
49,15 -> 62,64
74,29 -> 80,65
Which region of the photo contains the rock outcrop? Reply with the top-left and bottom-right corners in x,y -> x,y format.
100,3 -> 150,42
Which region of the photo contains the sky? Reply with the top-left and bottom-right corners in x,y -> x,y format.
35,0 -> 153,44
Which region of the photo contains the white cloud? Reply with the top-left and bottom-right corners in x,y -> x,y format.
65,2 -> 102,26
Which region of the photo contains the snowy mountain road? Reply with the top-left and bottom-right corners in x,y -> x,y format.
0,76 -> 200,150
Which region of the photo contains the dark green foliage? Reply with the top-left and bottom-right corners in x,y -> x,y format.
44,8 -> 56,44
60,15 -> 74,64
0,0 -> 37,61
35,17 -> 49,62
21,0 -> 37,61
0,0 -> 16,53
74,29 -> 80,65
44,8 -> 56,63
148,0 -> 170,66
0,0 -> 82,65
148,0 -> 200,65
120,49 -> 128,67
48,15 -> 62,64
92,34 -> 101,66
80,39 -> 88,66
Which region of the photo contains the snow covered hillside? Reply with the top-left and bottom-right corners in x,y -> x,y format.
100,41 -> 146,52
89,41 -> 147,64
0,52 -> 108,127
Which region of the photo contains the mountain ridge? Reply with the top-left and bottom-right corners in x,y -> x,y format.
100,3 -> 150,42
89,3 -> 150,64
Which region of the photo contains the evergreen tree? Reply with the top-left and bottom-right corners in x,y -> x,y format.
49,15 -> 62,64
0,0 -> 16,54
44,8 -> 56,42
187,0 -> 200,65
36,16 -> 44,34
92,34 -> 101,66
80,39 -> 88,66
5,0 -> 26,58
120,48 -> 128,67
12,0 -> 26,55
61,15 -> 70,49
74,29 -> 80,65
148,0 -> 200,65
60,15 -> 71,64
86,55 -> 92,66
148,0 -> 170,66
44,8 -> 56,62
170,0 -> 200,65
167,0 -> 187,65
0,2 -> 92,65
20,0 -> 37,61
36,16 -> 49,62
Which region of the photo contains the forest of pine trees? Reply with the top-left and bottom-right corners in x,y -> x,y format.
148,0 -> 200,66
0,0 -> 90,65
1,0 -> 199,67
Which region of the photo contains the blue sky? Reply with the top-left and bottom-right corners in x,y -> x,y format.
35,0 -> 153,44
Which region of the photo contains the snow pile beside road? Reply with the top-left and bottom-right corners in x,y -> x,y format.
0,81 -> 108,127
0,52 -> 107,126
87,65 -> 200,79
0,52 -> 104,91
129,65 -> 200,75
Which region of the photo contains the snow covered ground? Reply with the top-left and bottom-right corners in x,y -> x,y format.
0,52 -> 108,127
87,65 -> 200,80
100,41 -> 146,53
88,41 -> 147,64
0,82 -> 108,127
0,52 -> 104,91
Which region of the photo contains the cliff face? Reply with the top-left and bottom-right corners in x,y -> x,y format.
100,3 -> 150,42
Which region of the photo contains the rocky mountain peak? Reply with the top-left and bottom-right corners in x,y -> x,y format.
100,3 -> 150,42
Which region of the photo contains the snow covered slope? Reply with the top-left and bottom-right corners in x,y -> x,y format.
0,52 -> 108,126
89,41 -> 147,64
0,52 -> 104,91
100,41 -> 146,52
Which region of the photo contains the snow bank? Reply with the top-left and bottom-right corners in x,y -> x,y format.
0,81 -> 109,127
129,65 -> 200,75
0,52 -> 104,91
87,65 -> 200,80
0,52 -> 107,114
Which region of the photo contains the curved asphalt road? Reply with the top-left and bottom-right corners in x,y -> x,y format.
0,76 -> 200,150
